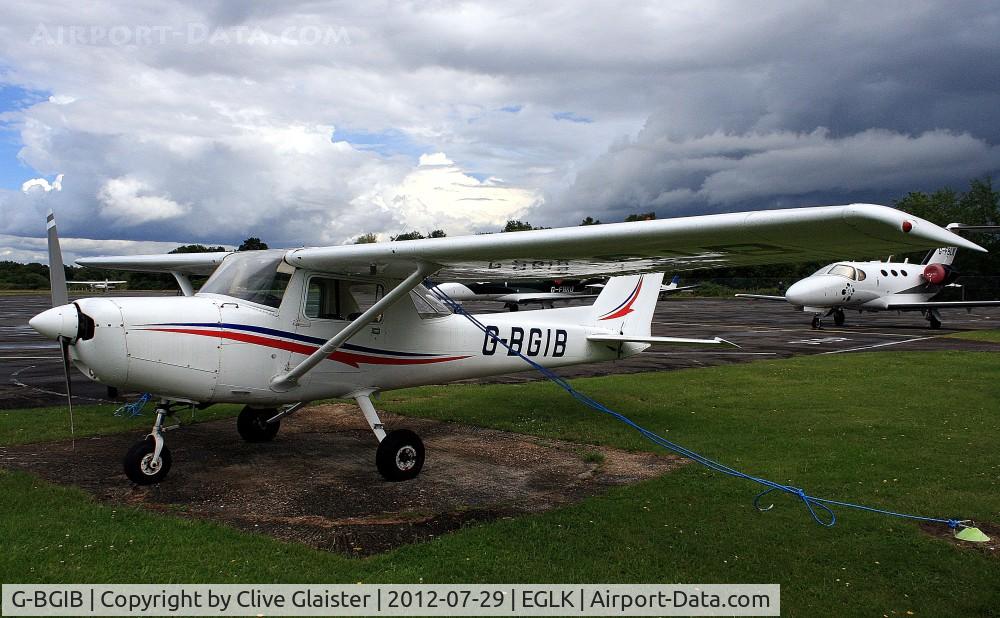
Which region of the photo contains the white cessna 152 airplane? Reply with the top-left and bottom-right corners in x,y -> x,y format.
736,224 -> 1000,329
29,206 -> 983,485
69,278 -> 127,292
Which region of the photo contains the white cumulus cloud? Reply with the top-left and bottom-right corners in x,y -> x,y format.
97,176 -> 189,224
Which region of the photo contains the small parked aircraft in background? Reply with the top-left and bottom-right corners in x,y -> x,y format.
736,224 -> 1000,328
29,206 -> 983,485
429,280 -> 599,311
68,279 -> 127,292
587,274 -> 699,297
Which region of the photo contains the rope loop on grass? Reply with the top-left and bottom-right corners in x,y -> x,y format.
426,279 -> 971,532
113,392 -> 151,417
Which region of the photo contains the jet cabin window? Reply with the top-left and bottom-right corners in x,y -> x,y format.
199,250 -> 291,308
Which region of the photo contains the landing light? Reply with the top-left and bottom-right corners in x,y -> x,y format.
902,220 -> 913,233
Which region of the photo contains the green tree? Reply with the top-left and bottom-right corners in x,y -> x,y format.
624,212 -> 655,222
169,244 -> 228,253
353,233 -> 379,244
237,237 -> 269,251
580,217 -> 602,225
428,229 -> 447,238
502,220 -> 535,232
391,231 -> 425,241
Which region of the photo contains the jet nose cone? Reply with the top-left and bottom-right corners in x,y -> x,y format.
29,304 -> 77,340
785,279 -> 827,306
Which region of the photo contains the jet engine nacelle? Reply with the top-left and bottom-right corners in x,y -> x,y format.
922,263 -> 959,285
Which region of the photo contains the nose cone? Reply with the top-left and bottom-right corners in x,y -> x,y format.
29,304 -> 78,340
785,278 -> 831,307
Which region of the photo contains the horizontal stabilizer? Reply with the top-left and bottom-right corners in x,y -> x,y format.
735,293 -> 786,301
588,334 -> 740,348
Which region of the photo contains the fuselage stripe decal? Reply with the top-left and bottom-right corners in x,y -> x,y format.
142,328 -> 469,367
145,322 -> 440,357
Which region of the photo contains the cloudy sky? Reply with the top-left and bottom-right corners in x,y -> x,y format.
1,1 -> 998,263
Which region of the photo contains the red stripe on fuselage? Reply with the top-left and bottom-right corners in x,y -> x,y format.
143,328 -> 469,368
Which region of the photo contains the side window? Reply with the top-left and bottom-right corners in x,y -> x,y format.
305,278 -> 357,320
856,269 -> 866,281
304,277 -> 386,322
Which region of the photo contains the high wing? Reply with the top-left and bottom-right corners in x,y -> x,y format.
77,205 -> 983,280
663,283 -> 699,293
285,204 -> 983,279
886,300 -> 1000,310
496,292 -> 599,304
77,252 -> 231,275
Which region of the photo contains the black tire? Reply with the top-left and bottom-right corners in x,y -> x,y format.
123,436 -> 172,485
376,429 -> 425,481
811,316 -> 821,329
237,407 -> 280,442
833,310 -> 845,326
929,316 -> 942,329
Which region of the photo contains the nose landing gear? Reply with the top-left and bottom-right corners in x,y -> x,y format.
123,401 -> 181,485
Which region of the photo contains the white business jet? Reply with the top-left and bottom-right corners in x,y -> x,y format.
29,206 -> 982,484
736,224 -> 1000,328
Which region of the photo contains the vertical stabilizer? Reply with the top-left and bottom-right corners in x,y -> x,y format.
46,210 -> 68,307
588,272 -> 664,335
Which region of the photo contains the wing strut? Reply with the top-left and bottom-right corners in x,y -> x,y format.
269,262 -> 437,391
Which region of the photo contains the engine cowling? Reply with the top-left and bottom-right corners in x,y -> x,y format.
922,263 -> 959,285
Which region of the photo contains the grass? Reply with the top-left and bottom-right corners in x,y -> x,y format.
945,328 -> 1000,343
0,402 -> 243,445
1,352 -> 999,616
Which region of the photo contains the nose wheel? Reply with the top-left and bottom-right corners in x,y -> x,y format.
123,436 -> 172,484
811,315 -> 822,329
833,308 -> 845,326
123,402 -> 180,485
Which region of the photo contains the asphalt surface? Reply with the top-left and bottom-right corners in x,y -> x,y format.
2,292 -> 998,409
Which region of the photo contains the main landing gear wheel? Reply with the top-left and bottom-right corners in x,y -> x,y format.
811,315 -> 822,329
833,309 -> 845,326
237,406 -> 281,442
123,436 -> 172,485
928,314 -> 942,329
376,429 -> 425,481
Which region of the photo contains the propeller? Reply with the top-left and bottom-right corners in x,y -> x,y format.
59,335 -> 76,449
46,210 -> 75,449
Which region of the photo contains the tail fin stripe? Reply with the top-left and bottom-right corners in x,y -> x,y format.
598,276 -> 643,320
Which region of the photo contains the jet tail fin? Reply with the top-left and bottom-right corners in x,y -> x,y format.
588,272 -> 664,336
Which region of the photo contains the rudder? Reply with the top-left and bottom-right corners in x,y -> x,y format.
588,273 -> 664,335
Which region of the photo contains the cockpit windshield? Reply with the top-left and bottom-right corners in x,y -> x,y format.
199,250 -> 291,308
827,264 -> 858,280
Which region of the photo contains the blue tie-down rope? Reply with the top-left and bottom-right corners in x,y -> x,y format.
425,278 -> 971,532
113,392 -> 151,417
